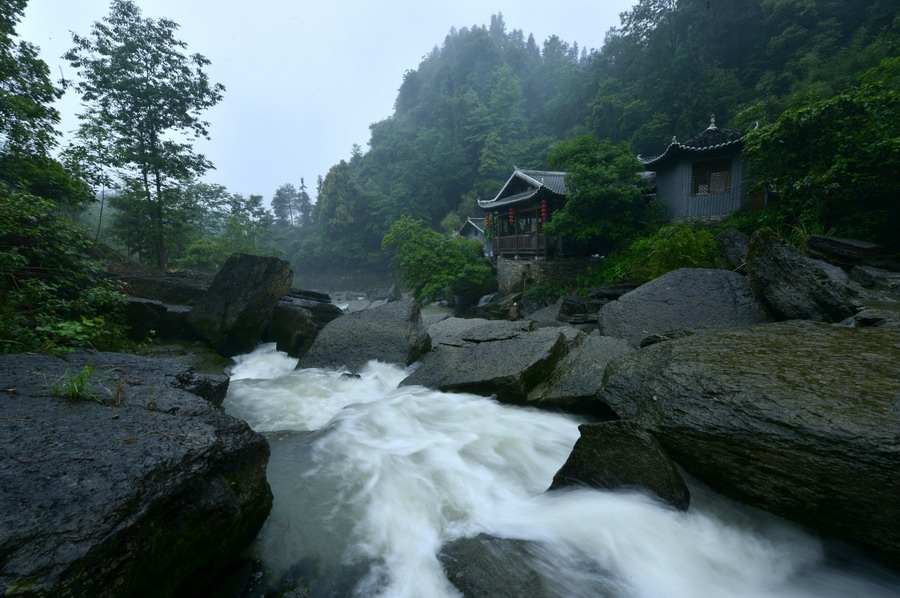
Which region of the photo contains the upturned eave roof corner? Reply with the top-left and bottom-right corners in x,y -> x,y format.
478,168 -> 570,209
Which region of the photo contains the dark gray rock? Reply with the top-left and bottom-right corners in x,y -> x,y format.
556,296 -> 609,326
716,228 -> 750,272
598,321 -> 900,564
400,323 -> 578,404
839,306 -> 900,328
746,228 -> 859,322
439,535 -> 547,598
807,235 -> 882,265
850,265 -> 900,293
548,421 -> 690,511
282,289 -> 345,328
119,275 -> 209,305
296,298 -> 430,372
0,352 -> 272,597
585,283 -> 639,301
262,304 -> 321,358
186,253 -> 293,357
439,534 -> 619,598
124,297 -> 191,341
527,332 -> 632,416
426,317 -> 534,347
597,268 -> 772,346
525,298 -> 567,328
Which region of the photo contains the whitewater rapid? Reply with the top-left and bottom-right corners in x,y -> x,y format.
223,343 -> 900,598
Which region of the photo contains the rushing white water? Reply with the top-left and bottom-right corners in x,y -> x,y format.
224,343 -> 900,598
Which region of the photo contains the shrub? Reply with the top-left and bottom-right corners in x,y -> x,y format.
0,185 -> 128,353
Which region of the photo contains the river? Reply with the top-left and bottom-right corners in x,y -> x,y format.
223,343 -> 900,598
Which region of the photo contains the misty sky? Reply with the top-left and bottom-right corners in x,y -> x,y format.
19,0 -> 635,201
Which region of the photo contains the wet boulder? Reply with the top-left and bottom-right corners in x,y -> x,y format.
597,268 -> 772,346
186,253 -> 293,357
262,303 -> 321,358
526,332 -> 632,416
716,228 -> 749,272
746,228 -> 859,322
598,321 -> 900,564
401,319 -> 579,404
296,298 -> 431,372
0,351 -> 272,597
548,421 -> 690,511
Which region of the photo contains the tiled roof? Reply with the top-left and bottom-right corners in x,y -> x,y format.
640,118 -> 744,168
478,169 -> 569,209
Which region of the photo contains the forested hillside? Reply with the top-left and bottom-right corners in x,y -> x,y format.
292,0 -> 897,272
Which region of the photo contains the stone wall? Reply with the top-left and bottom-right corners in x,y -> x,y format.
497,257 -> 593,294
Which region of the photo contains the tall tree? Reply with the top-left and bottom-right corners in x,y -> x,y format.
271,183 -> 298,225
65,0 -> 224,270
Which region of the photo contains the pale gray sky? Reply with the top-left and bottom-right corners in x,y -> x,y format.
19,0 -> 635,200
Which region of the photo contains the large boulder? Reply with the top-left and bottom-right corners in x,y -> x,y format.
715,228 -> 749,272
526,332 -> 632,416
598,321 -> 900,564
745,228 -> 859,322
400,319 -> 579,404
597,268 -> 772,346
439,535 -> 547,598
0,351 -> 272,597
296,298 -> 431,372
262,303 -> 321,358
186,253 -> 293,357
548,421 -> 690,511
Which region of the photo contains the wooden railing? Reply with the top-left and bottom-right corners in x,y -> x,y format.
491,234 -> 548,257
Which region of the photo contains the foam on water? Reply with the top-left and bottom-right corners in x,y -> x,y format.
224,344 -> 900,598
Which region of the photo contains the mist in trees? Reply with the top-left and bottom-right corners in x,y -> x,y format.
64,0 -> 224,270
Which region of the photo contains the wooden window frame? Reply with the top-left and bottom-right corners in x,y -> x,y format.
691,158 -> 732,195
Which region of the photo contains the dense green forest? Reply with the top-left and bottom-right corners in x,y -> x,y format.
2,0 -> 898,351
293,0 -> 898,272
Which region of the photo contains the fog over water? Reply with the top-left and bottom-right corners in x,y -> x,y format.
224,344 -> 900,598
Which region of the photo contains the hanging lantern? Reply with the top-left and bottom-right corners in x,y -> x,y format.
541,199 -> 548,221
484,212 -> 490,228
508,207 -> 515,224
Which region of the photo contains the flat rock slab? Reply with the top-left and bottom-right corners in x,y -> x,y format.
0,352 -> 272,597
401,324 -> 578,403
599,321 -> 900,564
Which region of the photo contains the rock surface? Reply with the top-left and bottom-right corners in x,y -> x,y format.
598,321 -> 900,563
716,228 -> 750,272
526,332 -> 631,415
548,421 -> 690,511
597,268 -> 772,346
401,320 -> 578,403
296,298 -> 431,372
262,304 -> 321,358
746,228 -> 859,322
0,351 -> 272,597
186,253 -> 293,357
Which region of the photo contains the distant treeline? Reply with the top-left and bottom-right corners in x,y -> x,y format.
289,0 -> 898,271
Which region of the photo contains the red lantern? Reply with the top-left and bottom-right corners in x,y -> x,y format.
508,208 -> 515,224
541,199 -> 548,221
484,212 -> 490,227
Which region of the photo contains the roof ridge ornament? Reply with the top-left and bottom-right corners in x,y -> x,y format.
708,115 -> 717,129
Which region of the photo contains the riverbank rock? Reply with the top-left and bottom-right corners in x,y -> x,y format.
598,321 -> 900,564
526,332 -> 631,416
401,319 -> 579,404
716,228 -> 749,272
186,253 -> 293,357
596,268 -> 772,346
0,351 -> 272,597
296,298 -> 431,372
746,228 -> 860,322
548,421 -> 690,511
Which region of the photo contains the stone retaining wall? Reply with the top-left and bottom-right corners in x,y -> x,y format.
496,257 -> 594,294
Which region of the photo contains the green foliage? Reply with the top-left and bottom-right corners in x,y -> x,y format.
544,135 -> 661,247
44,364 -> 102,402
0,186 -> 128,354
587,224 -> 720,285
743,57 -> 900,246
382,216 -> 494,306
65,0 -> 225,269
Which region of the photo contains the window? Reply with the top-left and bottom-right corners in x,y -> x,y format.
692,158 -> 732,195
